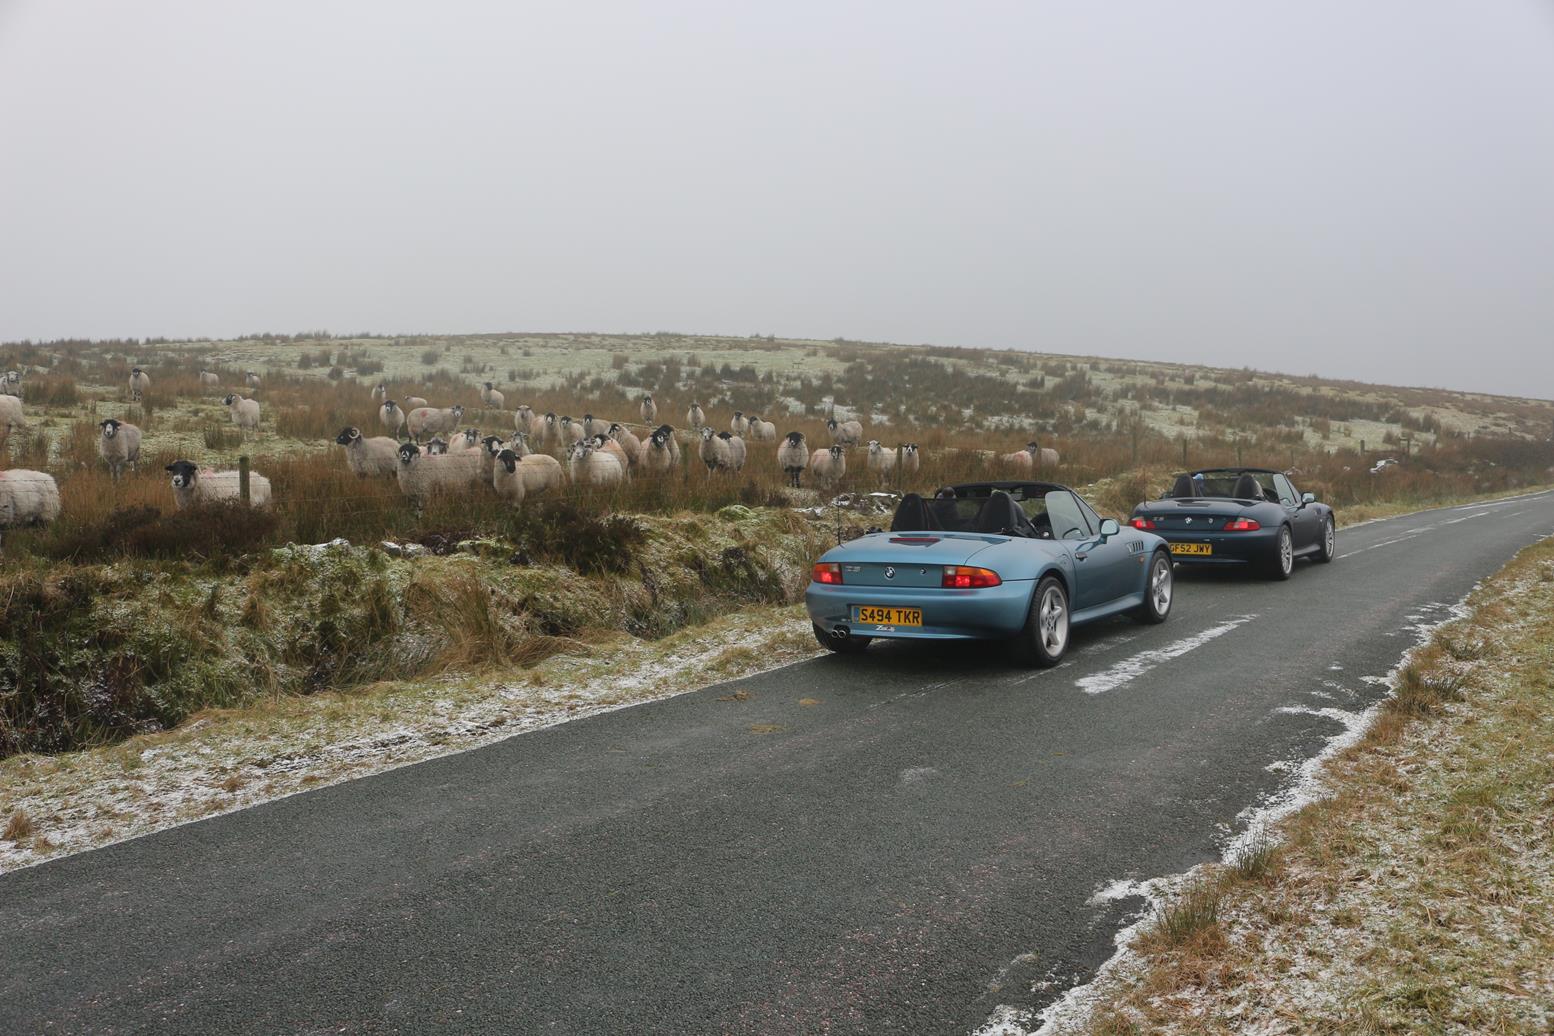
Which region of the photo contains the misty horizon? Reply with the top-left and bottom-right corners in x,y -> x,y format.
3,1 -> 1552,398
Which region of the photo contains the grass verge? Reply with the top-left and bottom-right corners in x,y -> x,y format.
1076,536 -> 1554,1035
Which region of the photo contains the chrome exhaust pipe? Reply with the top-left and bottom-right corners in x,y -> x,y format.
831,624 -> 850,640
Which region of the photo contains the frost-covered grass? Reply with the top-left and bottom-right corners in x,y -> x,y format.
1068,537 -> 1554,1035
0,604 -> 819,873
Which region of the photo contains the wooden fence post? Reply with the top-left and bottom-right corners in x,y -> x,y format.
239,455 -> 251,506
895,444 -> 904,491
1181,437 -> 1189,466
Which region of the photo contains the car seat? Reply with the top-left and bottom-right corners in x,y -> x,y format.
1231,473 -> 1261,499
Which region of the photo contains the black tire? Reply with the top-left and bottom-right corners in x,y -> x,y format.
1265,524 -> 1295,580
1315,515 -> 1336,563
813,622 -> 871,654
1133,550 -> 1173,624
1012,575 -> 1070,667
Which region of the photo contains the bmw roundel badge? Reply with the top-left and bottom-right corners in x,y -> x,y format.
884,566 -> 895,580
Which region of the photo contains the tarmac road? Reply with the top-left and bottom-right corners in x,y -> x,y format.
4,490 -> 1553,1035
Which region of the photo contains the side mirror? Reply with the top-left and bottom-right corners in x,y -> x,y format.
1301,492 -> 1316,507
1099,518 -> 1120,538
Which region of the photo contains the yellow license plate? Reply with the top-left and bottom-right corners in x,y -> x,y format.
853,606 -> 923,627
1170,542 -> 1213,556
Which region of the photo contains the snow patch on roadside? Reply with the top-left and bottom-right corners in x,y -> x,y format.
975,590 -> 1477,1036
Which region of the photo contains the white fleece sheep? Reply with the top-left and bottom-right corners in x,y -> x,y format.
98,418 -> 143,479
569,441 -> 625,487
480,382 -> 505,409
558,416 -> 586,445
538,412 -> 560,446
335,426 -> 399,478
746,415 -> 776,442
686,402 -> 705,430
165,460 -> 272,510
589,434 -> 632,473
380,400 -> 407,437
403,395 -> 428,411
698,426 -> 732,472
777,431 -> 808,487
1002,442 -> 1059,471
446,428 -> 482,453
717,431 -> 747,472
730,411 -> 749,436
0,470 -> 62,541
827,417 -> 863,447
1,370 -> 21,396
514,405 -> 540,437
244,371 -> 262,388
0,395 -> 25,433
640,395 -> 657,424
394,442 -> 483,500
407,405 -> 464,442
491,449 -> 528,505
128,367 -> 151,401
222,393 -> 261,435
866,440 -> 897,485
517,452 -> 564,495
582,414 -> 611,439
810,445 -> 846,485
901,442 -> 921,478
638,425 -> 680,475
199,370 -> 221,387
608,423 -> 641,466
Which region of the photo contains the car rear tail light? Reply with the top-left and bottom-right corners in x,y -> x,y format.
1222,517 -> 1261,532
812,562 -> 844,585
1129,517 -> 1156,530
942,566 -> 1001,589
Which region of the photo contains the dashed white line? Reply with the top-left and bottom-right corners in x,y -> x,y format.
1074,615 -> 1258,695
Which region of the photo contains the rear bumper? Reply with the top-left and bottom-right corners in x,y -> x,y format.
804,580 -> 1034,640
1155,529 -> 1277,565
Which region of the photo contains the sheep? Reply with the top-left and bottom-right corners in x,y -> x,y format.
244,371 -> 262,389
403,395 -> 429,411
746,414 -> 777,441
569,439 -> 625,487
718,431 -> 747,471
777,431 -> 809,487
583,414 -> 611,439
371,382 -> 388,403
608,422 -> 641,466
827,417 -> 863,447
508,431 -> 535,458
0,394 -> 24,433
425,437 -> 450,455
165,459 -> 272,510
558,415 -> 586,445
407,404 -> 464,442
0,470 -> 61,549
0,370 -> 20,396
479,435 -> 507,479
515,451 -> 564,496
589,433 -> 632,473
730,411 -> 749,436
128,367 -> 151,401
222,392 -> 262,436
638,424 -> 680,475
491,449 -> 528,505
1002,441 -> 1059,471
539,412 -> 560,446
514,404 -> 538,436
640,394 -> 658,424
98,418 -> 143,479
335,426 -> 399,478
480,381 -> 505,409
447,428 -> 482,453
698,426 -> 731,471
810,445 -> 846,486
901,442 -> 921,478
686,402 -> 705,429
199,369 -> 221,387
394,442 -> 483,500
380,400 -> 407,438
866,440 -> 897,486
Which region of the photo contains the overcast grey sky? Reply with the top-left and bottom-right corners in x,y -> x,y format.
2,2 -> 1552,397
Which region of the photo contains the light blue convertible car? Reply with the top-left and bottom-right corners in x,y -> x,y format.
806,481 -> 1174,666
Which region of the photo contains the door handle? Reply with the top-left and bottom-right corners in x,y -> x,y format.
1075,553 -> 1089,561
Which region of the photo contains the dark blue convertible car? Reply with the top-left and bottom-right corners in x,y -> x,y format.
1128,467 -> 1336,579
805,481 -> 1174,666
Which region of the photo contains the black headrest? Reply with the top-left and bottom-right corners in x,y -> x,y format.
1232,474 -> 1260,499
973,490 -> 1026,535
890,493 -> 939,532
1171,474 -> 1199,498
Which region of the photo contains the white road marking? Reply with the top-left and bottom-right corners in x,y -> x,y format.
1442,510 -> 1492,525
1074,615 -> 1258,695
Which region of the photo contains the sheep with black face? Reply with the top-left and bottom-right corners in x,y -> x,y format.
777,431 -> 808,487
98,418 -> 143,479
335,426 -> 399,478
165,459 -> 272,509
